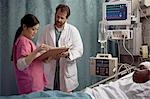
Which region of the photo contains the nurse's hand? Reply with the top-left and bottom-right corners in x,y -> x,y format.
133,69 -> 150,83
36,44 -> 50,52
36,44 -> 54,55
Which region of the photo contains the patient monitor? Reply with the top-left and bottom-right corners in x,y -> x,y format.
102,1 -> 132,40
99,0 -> 142,56
90,54 -> 118,77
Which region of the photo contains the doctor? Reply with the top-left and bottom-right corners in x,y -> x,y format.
37,4 -> 83,92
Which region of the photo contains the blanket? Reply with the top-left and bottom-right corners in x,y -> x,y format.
0,90 -> 91,99
84,73 -> 150,99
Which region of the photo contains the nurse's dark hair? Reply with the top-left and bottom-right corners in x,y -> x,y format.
11,14 -> 39,61
55,4 -> 70,18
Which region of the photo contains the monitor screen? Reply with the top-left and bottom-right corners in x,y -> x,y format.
106,4 -> 127,20
103,1 -> 131,25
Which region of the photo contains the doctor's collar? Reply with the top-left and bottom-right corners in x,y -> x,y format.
55,26 -> 63,33
54,22 -> 68,32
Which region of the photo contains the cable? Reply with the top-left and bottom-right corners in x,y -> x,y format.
117,40 -> 121,63
114,63 -> 132,80
139,6 -> 150,23
122,36 -> 134,65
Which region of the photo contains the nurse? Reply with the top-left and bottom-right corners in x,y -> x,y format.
12,14 -> 49,94
37,4 -> 83,92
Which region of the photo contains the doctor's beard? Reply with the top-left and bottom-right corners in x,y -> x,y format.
55,21 -> 65,28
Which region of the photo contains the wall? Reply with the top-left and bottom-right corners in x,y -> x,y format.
0,0 -> 103,95
141,16 -> 150,46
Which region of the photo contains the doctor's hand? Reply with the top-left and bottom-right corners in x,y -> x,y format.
60,51 -> 69,58
43,56 -> 53,63
133,69 -> 150,83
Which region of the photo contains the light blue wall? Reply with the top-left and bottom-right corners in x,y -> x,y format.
0,0 -> 103,95
0,0 -> 2,94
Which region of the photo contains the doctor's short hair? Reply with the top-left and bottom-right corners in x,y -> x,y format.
55,4 -> 70,19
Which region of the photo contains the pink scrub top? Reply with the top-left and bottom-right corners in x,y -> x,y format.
13,36 -> 47,94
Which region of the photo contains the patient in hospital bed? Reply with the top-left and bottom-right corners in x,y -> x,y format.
1,62 -> 150,99
84,61 -> 150,99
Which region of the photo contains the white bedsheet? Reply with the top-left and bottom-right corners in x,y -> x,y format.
84,73 -> 150,99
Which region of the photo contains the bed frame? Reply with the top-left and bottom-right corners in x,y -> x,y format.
89,66 -> 135,88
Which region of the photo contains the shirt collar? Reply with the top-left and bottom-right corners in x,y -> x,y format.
54,22 -> 67,32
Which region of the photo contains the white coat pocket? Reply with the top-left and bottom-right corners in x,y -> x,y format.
65,61 -> 77,78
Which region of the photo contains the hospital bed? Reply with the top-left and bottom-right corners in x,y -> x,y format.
1,67 -> 150,99
88,65 -> 135,88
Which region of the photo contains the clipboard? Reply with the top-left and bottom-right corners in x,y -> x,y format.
35,47 -> 69,61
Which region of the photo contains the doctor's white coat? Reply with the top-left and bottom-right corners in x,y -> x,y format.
37,23 -> 83,92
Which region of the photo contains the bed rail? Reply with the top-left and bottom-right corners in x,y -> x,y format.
88,66 -> 135,88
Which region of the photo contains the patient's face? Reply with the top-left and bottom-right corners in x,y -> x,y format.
137,65 -> 147,70
133,65 -> 149,83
